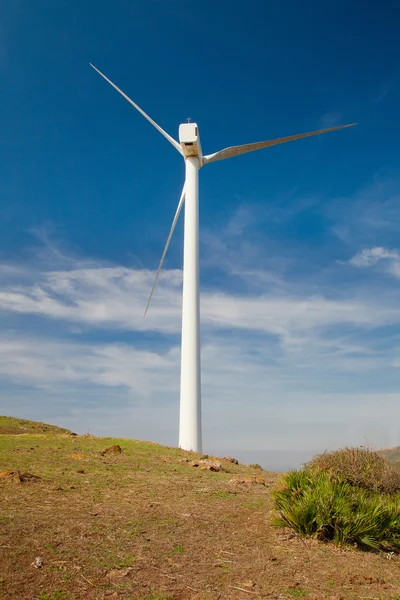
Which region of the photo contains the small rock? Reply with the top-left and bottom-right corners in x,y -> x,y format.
1,471 -> 41,484
106,567 -> 133,579
76,469 -> 85,474
190,459 -> 222,472
223,456 -> 239,464
31,556 -> 43,569
100,444 -> 122,456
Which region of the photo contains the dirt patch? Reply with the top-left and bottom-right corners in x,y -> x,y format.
71,453 -> 90,461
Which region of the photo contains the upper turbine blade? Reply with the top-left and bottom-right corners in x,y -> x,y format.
90,64 -> 183,155
144,183 -> 186,317
203,123 -> 356,164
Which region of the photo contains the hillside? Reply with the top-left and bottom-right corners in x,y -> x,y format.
1,417 -> 400,599
0,415 -> 74,436
380,446 -> 400,468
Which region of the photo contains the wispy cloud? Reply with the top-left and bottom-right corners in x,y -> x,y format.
319,111 -> 343,128
327,173 -> 400,247
1,261 -> 400,339
372,71 -> 399,104
349,246 -> 400,279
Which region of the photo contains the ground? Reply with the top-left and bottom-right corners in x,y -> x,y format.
1,416 -> 400,600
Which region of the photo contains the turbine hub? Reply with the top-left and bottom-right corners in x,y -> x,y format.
179,123 -> 202,160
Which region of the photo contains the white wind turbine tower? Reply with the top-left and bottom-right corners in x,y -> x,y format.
90,63 -> 356,453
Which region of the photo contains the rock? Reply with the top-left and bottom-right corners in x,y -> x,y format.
228,476 -> 265,486
100,444 -> 122,456
0,471 -> 41,484
223,456 -> 239,464
19,472 -> 42,483
106,567 -> 134,579
31,557 -> 43,569
71,453 -> 90,461
190,459 -> 222,472
242,580 -> 256,588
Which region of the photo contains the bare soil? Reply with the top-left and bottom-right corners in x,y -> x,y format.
1,417 -> 400,600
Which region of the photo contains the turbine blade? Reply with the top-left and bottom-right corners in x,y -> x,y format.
144,183 -> 186,317
90,63 -> 183,155
203,123 -> 356,164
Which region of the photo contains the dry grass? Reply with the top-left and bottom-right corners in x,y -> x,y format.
1,417 -> 400,599
380,446 -> 400,469
309,447 -> 400,494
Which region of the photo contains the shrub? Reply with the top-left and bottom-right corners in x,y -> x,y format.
308,447 -> 400,494
272,467 -> 400,551
250,463 -> 263,470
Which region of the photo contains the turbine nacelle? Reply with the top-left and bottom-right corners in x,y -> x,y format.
179,123 -> 202,161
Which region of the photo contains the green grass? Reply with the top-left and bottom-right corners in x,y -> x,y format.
211,489 -> 232,499
286,588 -> 310,598
0,415 -> 73,436
142,594 -> 174,600
36,591 -> 74,600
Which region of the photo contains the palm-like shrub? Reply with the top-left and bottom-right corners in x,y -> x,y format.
273,451 -> 400,552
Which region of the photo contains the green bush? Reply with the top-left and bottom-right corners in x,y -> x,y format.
272,467 -> 400,551
308,447 -> 400,494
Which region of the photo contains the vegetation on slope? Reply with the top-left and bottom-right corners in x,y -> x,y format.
380,445 -> 400,468
1,418 -> 400,599
0,415 -> 73,436
273,447 -> 400,553
309,446 -> 400,494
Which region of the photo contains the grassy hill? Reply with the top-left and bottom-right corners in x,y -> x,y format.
1,417 -> 400,600
0,415 -> 74,436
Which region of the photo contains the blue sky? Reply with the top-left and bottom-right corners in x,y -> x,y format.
1,0 -> 400,469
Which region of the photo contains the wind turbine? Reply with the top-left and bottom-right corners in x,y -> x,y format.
90,63 -> 356,453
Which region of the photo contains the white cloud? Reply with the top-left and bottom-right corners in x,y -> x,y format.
1,194 -> 400,465
0,336 -> 179,395
0,331 -> 399,456
1,263 -> 400,341
349,246 -> 400,278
